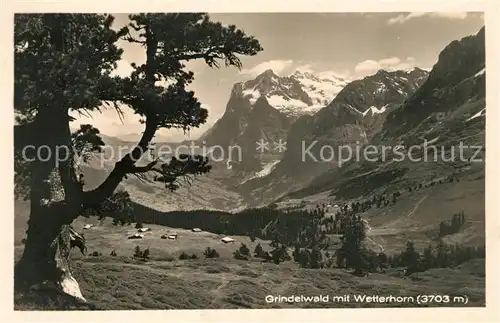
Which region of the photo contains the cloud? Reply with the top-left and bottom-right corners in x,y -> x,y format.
239,60 -> 294,76
294,63 -> 351,80
318,70 -> 351,80
294,63 -> 315,73
354,57 -> 418,75
387,12 -> 468,24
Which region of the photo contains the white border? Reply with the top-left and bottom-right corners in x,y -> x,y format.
1,1 -> 499,322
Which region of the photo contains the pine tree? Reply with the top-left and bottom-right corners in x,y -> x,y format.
238,243 -> 250,257
134,246 -> 142,258
339,215 -> 367,275
401,241 -> 420,274
233,250 -> 248,260
377,252 -> 388,269
436,240 -> 449,267
142,247 -> 150,261
298,249 -> 311,268
292,245 -> 301,262
309,248 -> 323,269
280,245 -> 291,261
14,13 -> 262,300
392,193 -> 398,204
421,245 -> 434,270
270,246 -> 282,264
204,247 -> 220,259
253,243 -> 266,258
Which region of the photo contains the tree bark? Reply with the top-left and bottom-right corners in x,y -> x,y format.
15,165 -> 86,303
15,203 -> 86,302
15,112 -> 87,303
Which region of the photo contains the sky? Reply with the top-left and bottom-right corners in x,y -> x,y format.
71,12 -> 485,142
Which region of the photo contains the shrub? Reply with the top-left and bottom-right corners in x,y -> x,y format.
233,250 -> 249,260
133,246 -> 142,258
179,252 -> 190,260
270,244 -> 290,264
298,249 -> 311,268
254,243 -> 267,258
238,243 -> 251,257
141,248 -> 150,261
189,254 -> 198,259
110,250 -> 117,256
135,221 -> 144,229
157,255 -> 175,262
203,247 -> 220,259
438,211 -> 466,237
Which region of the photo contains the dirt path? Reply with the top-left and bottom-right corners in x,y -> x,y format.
209,278 -> 231,307
406,195 -> 428,217
362,219 -> 385,252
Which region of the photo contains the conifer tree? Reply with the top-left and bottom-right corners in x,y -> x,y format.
14,13 -> 262,301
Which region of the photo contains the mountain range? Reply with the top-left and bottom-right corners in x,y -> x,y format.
206,66 -> 429,199
216,27 -> 485,207
76,26 -> 485,212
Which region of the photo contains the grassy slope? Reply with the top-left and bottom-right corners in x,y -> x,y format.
13,129 -> 485,310
14,206 -> 485,309
363,176 -> 485,254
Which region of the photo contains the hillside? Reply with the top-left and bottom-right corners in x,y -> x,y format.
14,214 -> 485,310
289,27 -> 485,200
14,15 -> 487,312
237,68 -> 429,205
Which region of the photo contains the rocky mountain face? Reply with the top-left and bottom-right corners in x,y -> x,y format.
285,26 -> 485,203
379,27 -> 485,143
237,68 -> 429,205
201,68 -> 349,174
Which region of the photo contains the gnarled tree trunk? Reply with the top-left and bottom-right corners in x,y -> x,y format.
15,203 -> 86,302
15,115 -> 87,303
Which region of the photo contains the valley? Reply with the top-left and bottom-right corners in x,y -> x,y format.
13,15 -> 486,312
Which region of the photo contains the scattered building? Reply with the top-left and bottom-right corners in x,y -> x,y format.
128,233 -> 144,239
138,228 -> 152,233
191,228 -> 202,232
221,236 -> 235,243
83,224 -> 94,230
161,233 -> 178,240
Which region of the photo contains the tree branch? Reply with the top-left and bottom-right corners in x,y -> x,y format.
128,160 -> 159,174
172,46 -> 222,62
82,115 -> 158,208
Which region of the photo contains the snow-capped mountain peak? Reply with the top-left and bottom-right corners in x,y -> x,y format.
291,70 -> 350,113
239,68 -> 350,117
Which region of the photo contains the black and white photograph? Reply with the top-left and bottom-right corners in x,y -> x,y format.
6,2 -> 498,319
